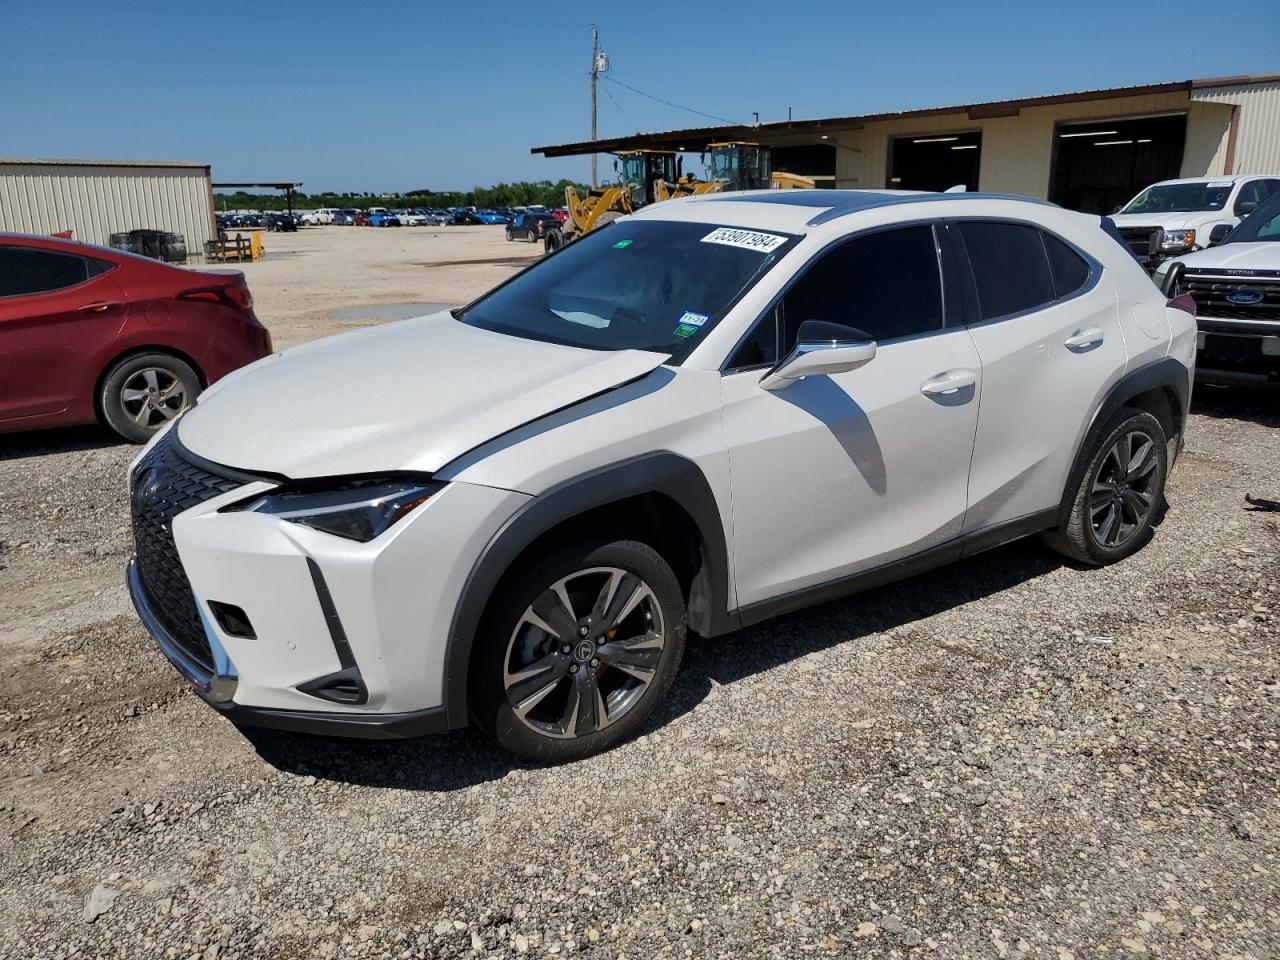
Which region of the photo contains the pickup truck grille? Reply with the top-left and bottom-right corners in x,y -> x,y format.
1117,227 -> 1159,262
1178,270 -> 1280,323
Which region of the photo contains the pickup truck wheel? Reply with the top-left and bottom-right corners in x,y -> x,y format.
1043,407 -> 1167,565
505,228 -> 513,241
471,539 -> 686,763
100,352 -> 201,444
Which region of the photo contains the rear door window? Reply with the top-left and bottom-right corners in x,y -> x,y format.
957,222 -> 1056,321
0,247 -> 94,298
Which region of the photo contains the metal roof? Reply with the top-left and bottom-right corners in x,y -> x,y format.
532,73 -> 1280,158
0,157 -> 208,169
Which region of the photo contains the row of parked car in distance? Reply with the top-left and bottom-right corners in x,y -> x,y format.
216,212 -> 299,232
300,206 -> 569,228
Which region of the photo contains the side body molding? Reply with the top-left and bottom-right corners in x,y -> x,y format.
1056,356 -> 1191,528
442,452 -> 735,728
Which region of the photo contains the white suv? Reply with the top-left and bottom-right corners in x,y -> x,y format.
127,191 -> 1197,762
1111,175 -> 1280,268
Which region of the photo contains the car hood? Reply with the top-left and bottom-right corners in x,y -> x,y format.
177,310 -> 667,478
1168,242 -> 1280,272
1111,212 -> 1225,232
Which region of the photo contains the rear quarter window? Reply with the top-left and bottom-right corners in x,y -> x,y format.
1042,232 -> 1092,298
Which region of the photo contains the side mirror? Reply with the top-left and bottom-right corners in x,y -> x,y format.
1209,223 -> 1234,247
1236,200 -> 1259,217
1111,205 -> 1124,215
760,320 -> 876,391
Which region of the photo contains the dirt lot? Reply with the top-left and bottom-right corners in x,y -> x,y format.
1,226 -> 1278,959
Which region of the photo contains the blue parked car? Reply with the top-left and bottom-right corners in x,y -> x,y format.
368,210 -> 401,227
472,209 -> 507,224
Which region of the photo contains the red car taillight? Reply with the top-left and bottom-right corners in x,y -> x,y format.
222,284 -> 253,311
178,283 -> 253,312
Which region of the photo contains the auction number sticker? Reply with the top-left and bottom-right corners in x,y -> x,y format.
701,227 -> 788,253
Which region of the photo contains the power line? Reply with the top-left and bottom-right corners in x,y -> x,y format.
601,76 -> 739,126
600,81 -> 639,133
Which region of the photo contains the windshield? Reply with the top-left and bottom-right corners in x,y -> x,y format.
1121,181 -> 1233,215
1226,192 -> 1280,243
459,219 -> 797,359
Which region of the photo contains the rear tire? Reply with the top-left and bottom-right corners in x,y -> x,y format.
100,352 -> 201,444
1042,407 -> 1168,565
470,539 -> 686,763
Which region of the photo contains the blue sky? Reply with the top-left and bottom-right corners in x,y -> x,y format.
1,0 -> 1276,193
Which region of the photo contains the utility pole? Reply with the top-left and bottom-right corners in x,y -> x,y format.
590,26 -> 599,187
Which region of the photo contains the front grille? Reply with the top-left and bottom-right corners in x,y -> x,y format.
1117,227 -> 1159,262
1179,270 -> 1280,323
130,429 -> 244,672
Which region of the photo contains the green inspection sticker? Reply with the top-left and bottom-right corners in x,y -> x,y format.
673,323 -> 699,338
612,238 -> 633,249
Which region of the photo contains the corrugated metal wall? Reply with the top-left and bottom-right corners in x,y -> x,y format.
827,91 -> 1199,197
1192,80 -> 1280,174
0,162 -> 214,260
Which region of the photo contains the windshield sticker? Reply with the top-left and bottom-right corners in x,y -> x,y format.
678,310 -> 710,328
673,322 -> 699,339
612,238 -> 633,249
701,227 -> 788,253
1206,181 -> 1233,188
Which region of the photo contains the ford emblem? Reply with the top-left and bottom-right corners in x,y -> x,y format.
1226,288 -> 1264,305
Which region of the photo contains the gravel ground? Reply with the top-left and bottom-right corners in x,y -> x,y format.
1,229 -> 1278,958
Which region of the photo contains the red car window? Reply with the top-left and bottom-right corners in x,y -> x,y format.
0,247 -> 113,298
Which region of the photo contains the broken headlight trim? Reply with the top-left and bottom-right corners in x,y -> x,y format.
236,479 -> 441,542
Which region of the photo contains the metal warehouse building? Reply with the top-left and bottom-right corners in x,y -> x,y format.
534,72 -> 1280,214
0,157 -> 215,259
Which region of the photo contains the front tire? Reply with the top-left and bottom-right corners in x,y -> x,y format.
1043,407 -> 1168,565
470,540 -> 686,763
100,352 -> 201,443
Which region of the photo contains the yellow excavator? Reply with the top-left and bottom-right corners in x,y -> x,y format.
546,143 -> 814,251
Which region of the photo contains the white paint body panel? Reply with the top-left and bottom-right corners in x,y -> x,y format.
177,310 -> 668,476
722,329 -> 981,605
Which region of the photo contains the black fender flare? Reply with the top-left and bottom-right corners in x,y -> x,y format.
441,452 -> 735,728
1055,356 -> 1191,528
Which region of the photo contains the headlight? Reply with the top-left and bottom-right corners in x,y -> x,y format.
232,478 -> 441,541
1159,228 -> 1196,251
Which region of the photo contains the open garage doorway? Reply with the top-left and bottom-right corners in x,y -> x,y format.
889,130 -> 981,191
1050,114 -> 1186,214
772,143 -> 836,187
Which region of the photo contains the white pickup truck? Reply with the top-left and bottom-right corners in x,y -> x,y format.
1155,187 -> 1280,385
1110,175 -> 1280,269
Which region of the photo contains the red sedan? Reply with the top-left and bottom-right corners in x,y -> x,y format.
0,233 -> 272,442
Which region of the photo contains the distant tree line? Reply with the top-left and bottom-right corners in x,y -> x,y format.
213,180 -> 590,211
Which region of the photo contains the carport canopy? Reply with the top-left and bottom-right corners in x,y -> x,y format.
212,181 -> 304,215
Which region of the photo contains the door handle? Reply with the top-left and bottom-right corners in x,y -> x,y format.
1064,326 -> 1104,349
79,301 -> 123,312
920,368 -> 977,397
